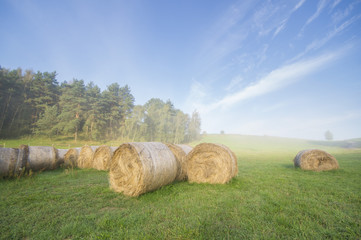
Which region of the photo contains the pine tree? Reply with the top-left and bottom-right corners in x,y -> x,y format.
84,82 -> 105,140
35,105 -> 59,138
56,79 -> 86,141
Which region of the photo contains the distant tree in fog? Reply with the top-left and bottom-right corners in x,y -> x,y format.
324,130 -> 333,141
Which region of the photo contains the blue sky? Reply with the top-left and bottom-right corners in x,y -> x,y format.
1,0 -> 361,140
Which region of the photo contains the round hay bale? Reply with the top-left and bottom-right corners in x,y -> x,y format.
186,143 -> 238,184
78,146 -> 98,169
15,144 -> 29,175
93,146 -> 117,171
14,144 -> 29,176
109,142 -> 177,197
56,149 -> 68,166
27,146 -> 58,172
0,148 -> 19,178
63,148 -> 81,168
293,149 -> 339,171
176,144 -> 193,155
166,144 -> 193,181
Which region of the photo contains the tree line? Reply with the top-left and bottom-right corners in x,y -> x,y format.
0,67 -> 201,143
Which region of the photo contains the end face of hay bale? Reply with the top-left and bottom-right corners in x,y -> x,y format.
78,146 -> 98,169
0,148 -> 19,178
92,146 -> 116,171
293,149 -> 339,171
186,143 -> 238,184
27,146 -> 58,172
109,142 -> 177,197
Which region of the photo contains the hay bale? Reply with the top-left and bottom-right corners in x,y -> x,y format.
109,142 -> 177,197
0,145 -> 29,178
176,144 -> 193,155
93,146 -> 117,171
166,144 -> 193,181
293,149 -> 339,171
78,145 -> 98,169
186,143 -> 238,184
63,148 -> 81,168
56,149 -> 68,166
0,148 -> 18,178
15,144 -> 29,176
27,146 -> 58,172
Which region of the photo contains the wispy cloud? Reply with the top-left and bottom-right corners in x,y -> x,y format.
292,15 -> 360,61
331,0 -> 342,9
306,0 -> 328,26
196,1 -> 307,82
199,51 -> 340,113
332,1 -> 361,23
273,19 -> 287,38
294,0 -> 307,11
225,75 -> 243,92
299,0 -> 329,36
273,0 -> 306,38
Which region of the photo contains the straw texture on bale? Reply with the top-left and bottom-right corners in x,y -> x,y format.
186,143 -> 238,184
78,146 -> 98,169
63,148 -> 80,168
109,142 -> 177,197
166,144 -> 193,181
56,149 -> 68,166
92,146 -> 117,171
27,146 -> 58,172
0,148 -> 19,178
293,149 -> 339,171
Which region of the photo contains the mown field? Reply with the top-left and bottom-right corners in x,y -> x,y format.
1,135 -> 360,239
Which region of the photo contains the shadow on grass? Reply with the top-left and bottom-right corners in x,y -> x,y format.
281,164 -> 295,169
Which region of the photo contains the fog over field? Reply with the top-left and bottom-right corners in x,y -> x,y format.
1,0 -> 360,140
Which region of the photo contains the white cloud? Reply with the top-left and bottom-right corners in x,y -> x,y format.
293,15 -> 360,61
305,0 -> 328,26
273,0 -> 307,38
261,102 -> 288,113
273,19 -> 287,37
331,0 -> 342,9
202,51 -> 339,113
332,1 -> 361,23
225,75 -> 243,92
293,0 -> 307,11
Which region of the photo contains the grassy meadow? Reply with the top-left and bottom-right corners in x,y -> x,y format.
0,134 -> 360,239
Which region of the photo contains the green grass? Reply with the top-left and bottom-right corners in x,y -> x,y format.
1,134 -> 360,239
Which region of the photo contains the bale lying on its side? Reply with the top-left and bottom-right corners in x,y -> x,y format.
15,145 -> 29,176
92,146 -> 117,171
293,149 -> 339,171
0,148 -> 19,178
63,148 -> 81,168
185,143 -> 238,184
109,142 -> 177,197
78,146 -> 98,169
27,146 -> 58,172
166,144 -> 193,181
56,149 -> 68,166
177,144 -> 193,155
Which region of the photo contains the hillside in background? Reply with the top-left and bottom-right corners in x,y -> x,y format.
192,134 -> 361,153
